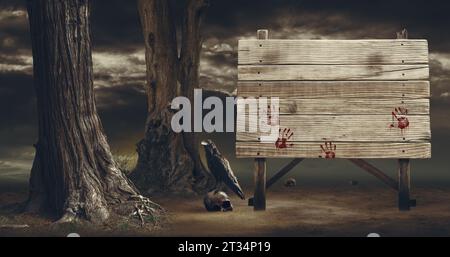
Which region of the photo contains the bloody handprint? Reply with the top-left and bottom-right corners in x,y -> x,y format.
390,107 -> 409,130
320,141 -> 336,159
275,128 -> 294,149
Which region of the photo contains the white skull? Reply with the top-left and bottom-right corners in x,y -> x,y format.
284,177 -> 296,187
203,191 -> 233,212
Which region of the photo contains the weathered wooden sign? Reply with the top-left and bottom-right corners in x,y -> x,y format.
236,29 -> 431,211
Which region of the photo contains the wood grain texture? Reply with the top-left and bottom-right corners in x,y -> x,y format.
398,159 -> 411,210
238,39 -> 429,65
237,81 -> 430,99
236,38 -> 431,159
238,98 -> 429,115
236,115 -> 431,142
253,158 -> 266,210
235,142 -> 431,159
238,64 -> 429,81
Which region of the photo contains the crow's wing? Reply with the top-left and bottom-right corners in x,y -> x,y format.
214,155 -> 245,200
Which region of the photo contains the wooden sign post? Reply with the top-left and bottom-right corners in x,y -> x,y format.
237,29 -> 431,211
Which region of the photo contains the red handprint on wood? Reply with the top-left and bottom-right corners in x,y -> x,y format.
320,141 -> 336,159
390,107 -> 409,130
275,128 -> 294,149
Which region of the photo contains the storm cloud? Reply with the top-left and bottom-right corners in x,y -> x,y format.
0,0 -> 449,178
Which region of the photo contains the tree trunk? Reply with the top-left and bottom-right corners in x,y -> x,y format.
180,0 -> 211,191
131,0 -> 211,194
25,0 -> 157,223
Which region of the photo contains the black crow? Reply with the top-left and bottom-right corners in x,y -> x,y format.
201,140 -> 245,199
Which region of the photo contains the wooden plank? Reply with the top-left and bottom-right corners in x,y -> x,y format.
237,81 -> 430,99
236,115 -> 431,142
253,29 -> 268,211
238,39 -> 429,65
254,158 -> 266,211
238,64 -> 429,81
235,142 -> 431,159
397,30 -> 413,211
398,158 -> 411,210
257,29 -> 268,40
238,98 -> 430,115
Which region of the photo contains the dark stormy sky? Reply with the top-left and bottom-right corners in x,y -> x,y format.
1,0 -> 450,187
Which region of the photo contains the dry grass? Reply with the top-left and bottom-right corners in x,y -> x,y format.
113,153 -> 138,175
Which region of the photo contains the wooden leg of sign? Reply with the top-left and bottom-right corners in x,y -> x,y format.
249,158 -> 303,206
254,158 -> 266,211
398,159 -> 411,211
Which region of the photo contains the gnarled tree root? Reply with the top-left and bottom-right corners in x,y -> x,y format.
128,195 -> 166,227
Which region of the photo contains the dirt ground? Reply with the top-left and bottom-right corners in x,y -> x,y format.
1,184 -> 450,237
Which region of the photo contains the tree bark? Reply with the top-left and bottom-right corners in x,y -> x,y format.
131,0 -> 211,194
25,0 -> 156,223
180,0 -> 211,190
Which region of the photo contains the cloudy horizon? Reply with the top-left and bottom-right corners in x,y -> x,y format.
1,0 -> 449,186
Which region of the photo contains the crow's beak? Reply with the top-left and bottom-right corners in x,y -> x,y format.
201,141 -> 209,146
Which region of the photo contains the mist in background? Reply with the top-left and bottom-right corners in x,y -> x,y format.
0,0 -> 449,193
